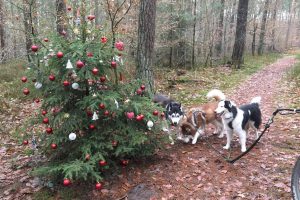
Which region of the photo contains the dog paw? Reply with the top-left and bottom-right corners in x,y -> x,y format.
184,138 -> 190,143
218,134 -> 224,138
162,128 -> 169,132
191,139 -> 197,144
241,147 -> 247,152
223,145 -> 230,150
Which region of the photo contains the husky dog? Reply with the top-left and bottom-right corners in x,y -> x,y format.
178,89 -> 226,144
215,96 -> 262,152
153,94 -> 184,144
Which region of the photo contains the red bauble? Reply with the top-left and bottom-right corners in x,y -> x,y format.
57,51 -> 64,58
136,88 -> 142,95
153,110 -> 159,116
115,41 -> 124,51
160,112 -> 165,118
63,178 -> 71,186
100,76 -> 106,83
49,75 -> 55,81
87,52 -> 93,57
92,68 -> 99,75
76,60 -> 84,68
99,103 -> 105,109
21,76 -> 27,83
140,114 -> 144,120
51,143 -> 57,149
126,112 -> 135,119
86,110 -> 93,117
136,115 -> 143,121
140,85 -> 146,90
61,30 -> 67,36
112,140 -> 118,147
67,6 -> 72,11
31,45 -> 38,52
104,110 -> 109,116
23,140 -> 29,145
101,36 -> 107,43
87,15 -> 95,21
121,159 -> 129,166
111,61 -> 117,68
95,182 -> 102,190
99,160 -> 107,166
46,127 -> 53,134
23,88 -> 30,95
44,38 -> 49,42
63,80 -> 70,87
42,110 -> 47,115
89,124 -> 96,130
43,117 -> 49,124
34,98 -> 40,103
85,154 -> 91,161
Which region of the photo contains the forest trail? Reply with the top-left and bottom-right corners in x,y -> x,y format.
0,56 -> 299,200
106,55 -> 300,200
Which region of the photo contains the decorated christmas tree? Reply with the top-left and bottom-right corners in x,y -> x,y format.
20,3 -> 166,189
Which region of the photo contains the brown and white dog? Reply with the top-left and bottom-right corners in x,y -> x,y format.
177,89 -> 226,144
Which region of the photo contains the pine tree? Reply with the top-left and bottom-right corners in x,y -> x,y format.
20,3 -> 166,188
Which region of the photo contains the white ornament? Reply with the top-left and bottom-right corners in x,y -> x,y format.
34,82 -> 42,89
72,83 -> 79,89
69,133 -> 76,141
114,99 -> 119,109
66,59 -> 73,69
92,112 -> 99,121
147,120 -> 154,130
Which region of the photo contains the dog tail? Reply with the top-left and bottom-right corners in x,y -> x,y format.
153,94 -> 173,107
207,89 -> 225,102
250,96 -> 261,105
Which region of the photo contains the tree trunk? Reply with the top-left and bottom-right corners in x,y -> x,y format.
215,0 -> 225,58
251,20 -> 258,56
56,0 -> 67,34
10,2 -> 17,58
257,0 -> 269,55
270,0 -> 279,51
231,0 -> 249,69
0,0 -> 5,62
285,0 -> 294,49
136,0 -> 157,94
191,0 -> 196,68
23,0 -> 34,62
95,0 -> 100,26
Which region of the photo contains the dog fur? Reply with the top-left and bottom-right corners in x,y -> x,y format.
178,89 -> 226,144
215,96 -> 262,152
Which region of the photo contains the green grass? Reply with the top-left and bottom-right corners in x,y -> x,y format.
155,53 -> 282,106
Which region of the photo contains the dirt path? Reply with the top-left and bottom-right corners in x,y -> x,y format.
101,56 -> 299,200
0,56 -> 299,200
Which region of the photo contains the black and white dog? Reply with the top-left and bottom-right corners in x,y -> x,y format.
215,96 -> 262,152
153,94 -> 184,144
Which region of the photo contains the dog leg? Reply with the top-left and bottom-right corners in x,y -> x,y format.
238,129 -> 247,152
217,120 -> 225,138
192,129 -> 204,144
223,129 -> 233,150
249,121 -> 260,139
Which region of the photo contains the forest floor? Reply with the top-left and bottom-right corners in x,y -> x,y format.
0,55 -> 300,200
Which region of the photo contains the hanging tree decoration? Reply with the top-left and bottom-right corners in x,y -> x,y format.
68,133 -> 76,141
72,83 -> 79,90
147,120 -> 154,130
92,112 -> 99,121
34,82 -> 42,89
66,59 -> 73,69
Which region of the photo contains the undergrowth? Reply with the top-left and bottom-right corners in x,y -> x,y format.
154,53 -> 282,106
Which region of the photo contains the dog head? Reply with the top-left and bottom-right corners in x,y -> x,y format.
166,102 -> 184,126
215,100 -> 235,118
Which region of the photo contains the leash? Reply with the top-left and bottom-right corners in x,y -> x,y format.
204,108 -> 300,164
